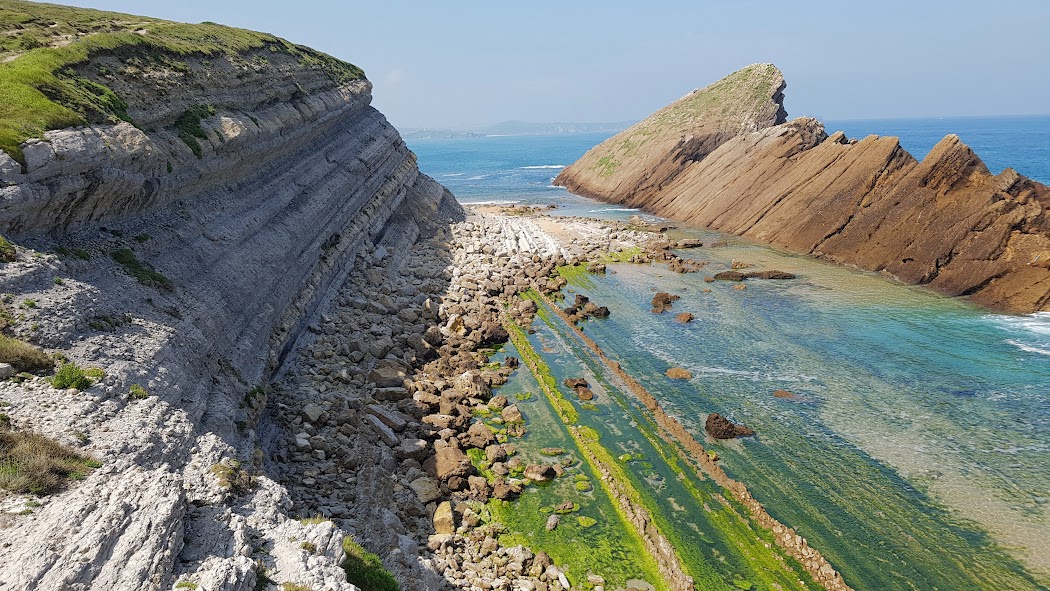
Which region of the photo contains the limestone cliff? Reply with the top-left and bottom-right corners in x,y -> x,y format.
556,66 -> 1050,313
0,2 -> 460,589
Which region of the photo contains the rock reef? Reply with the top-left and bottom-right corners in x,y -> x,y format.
556,64 -> 1050,313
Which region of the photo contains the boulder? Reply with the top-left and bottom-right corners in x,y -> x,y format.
563,378 -> 589,389
369,359 -> 408,388
675,312 -> 694,323
650,292 -> 680,313
524,464 -> 556,482
545,514 -> 560,531
409,477 -> 442,504
501,404 -> 524,424
434,501 -> 455,534
432,439 -> 473,480
462,421 -> 496,449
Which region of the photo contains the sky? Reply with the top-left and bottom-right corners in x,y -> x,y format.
39,0 -> 1050,129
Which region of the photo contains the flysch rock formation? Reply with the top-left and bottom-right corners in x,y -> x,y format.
556,64 -> 1050,313
0,4 -> 460,590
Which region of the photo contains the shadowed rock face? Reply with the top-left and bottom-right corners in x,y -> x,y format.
557,67 -> 1050,313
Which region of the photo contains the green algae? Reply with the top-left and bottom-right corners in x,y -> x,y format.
483,336 -> 667,590
526,294 -> 825,591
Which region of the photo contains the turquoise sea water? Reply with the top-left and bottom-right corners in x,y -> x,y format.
408,117 -> 1050,589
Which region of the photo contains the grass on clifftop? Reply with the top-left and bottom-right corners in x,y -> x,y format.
0,0 -> 364,164
0,425 -> 101,494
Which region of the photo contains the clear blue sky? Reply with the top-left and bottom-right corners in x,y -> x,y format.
39,0 -> 1050,129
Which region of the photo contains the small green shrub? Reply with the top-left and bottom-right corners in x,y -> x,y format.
299,541 -> 317,553
20,299 -> 36,309
210,459 -> 254,495
0,414 -> 10,429
342,537 -> 399,591
175,582 -> 199,589
111,249 -> 173,289
300,515 -> 328,525
133,233 -> 151,243
0,336 -> 53,372
280,584 -> 310,591
53,247 -> 91,260
51,362 -> 92,390
128,384 -> 149,400
577,515 -> 597,528
0,427 -> 101,494
53,277 -> 64,285
175,104 -> 216,158
0,236 -> 15,262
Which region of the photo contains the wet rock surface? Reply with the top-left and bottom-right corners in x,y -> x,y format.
705,413 -> 756,439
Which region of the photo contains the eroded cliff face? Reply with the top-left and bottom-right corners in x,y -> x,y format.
556,68 -> 1050,313
0,6 -> 461,590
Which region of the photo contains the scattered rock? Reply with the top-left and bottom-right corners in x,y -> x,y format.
675,312 -> 694,323
665,367 -> 692,379
705,413 -> 755,439
650,292 -> 680,313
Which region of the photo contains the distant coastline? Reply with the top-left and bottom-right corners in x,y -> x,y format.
402,120 -> 634,140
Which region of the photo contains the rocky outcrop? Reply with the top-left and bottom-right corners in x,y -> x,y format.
555,64 -> 786,205
0,7 -> 461,591
557,67 -> 1050,313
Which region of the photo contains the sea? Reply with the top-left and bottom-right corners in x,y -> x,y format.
407,116 -> 1050,590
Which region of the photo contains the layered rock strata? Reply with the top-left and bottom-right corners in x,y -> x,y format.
0,13 -> 461,590
556,66 -> 1050,313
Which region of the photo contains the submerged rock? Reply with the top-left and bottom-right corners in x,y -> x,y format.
665,367 -> 692,380
650,292 -> 680,313
705,413 -> 755,439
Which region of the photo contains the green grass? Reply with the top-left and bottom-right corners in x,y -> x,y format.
128,383 -> 149,400
0,334 -> 52,372
0,425 -> 101,494
0,0 -> 365,164
111,248 -> 172,289
174,104 -> 214,158
342,537 -> 399,591
51,362 -> 91,390
0,234 -> 15,262
53,246 -> 90,260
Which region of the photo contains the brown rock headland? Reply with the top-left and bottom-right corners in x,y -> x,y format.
556,64 -> 1050,313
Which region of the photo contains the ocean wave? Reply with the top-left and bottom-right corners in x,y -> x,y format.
1005,340 -> 1050,356
465,175 -> 488,180
440,173 -> 465,177
988,311 -> 1050,336
520,165 -> 566,170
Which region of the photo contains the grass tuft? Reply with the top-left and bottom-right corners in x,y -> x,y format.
0,425 -> 101,494
128,383 -> 149,400
0,235 -> 15,262
342,537 -> 399,591
111,249 -> 172,289
51,362 -> 91,390
0,335 -> 52,372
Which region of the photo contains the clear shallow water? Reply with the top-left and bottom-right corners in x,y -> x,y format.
409,118 -> 1050,589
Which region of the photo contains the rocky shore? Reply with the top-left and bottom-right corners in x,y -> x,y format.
262,209 -> 675,590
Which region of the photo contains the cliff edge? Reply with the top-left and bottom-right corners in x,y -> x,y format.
0,2 -> 461,590
555,65 -> 1050,313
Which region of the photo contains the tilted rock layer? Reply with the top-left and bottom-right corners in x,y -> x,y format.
556,65 -> 1050,313
0,3 -> 460,590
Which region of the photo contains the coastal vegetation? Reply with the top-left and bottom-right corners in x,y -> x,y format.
0,0 -> 364,163
342,537 -> 399,591
0,424 -> 101,494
